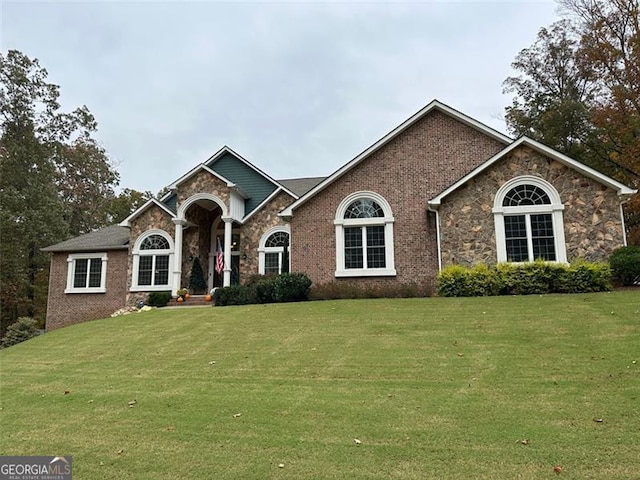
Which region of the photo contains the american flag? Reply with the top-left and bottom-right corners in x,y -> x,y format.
215,238 -> 224,275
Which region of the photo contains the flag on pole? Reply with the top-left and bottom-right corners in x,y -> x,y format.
215,238 -> 224,275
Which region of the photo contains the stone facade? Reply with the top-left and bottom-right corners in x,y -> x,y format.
438,146 -> 626,266
45,249 -> 129,330
183,204 -> 218,291
126,204 -> 175,304
176,170 -> 231,207
290,110 -> 506,289
240,190 -> 296,279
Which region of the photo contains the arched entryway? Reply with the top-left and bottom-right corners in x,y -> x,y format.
173,194 -> 233,294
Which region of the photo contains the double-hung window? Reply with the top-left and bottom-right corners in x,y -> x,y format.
335,192 -> 396,277
66,253 -> 107,293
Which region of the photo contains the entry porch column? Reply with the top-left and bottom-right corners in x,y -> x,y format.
172,218 -> 187,296
222,215 -> 233,287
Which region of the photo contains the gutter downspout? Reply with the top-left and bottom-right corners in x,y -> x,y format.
619,193 -> 636,246
427,203 -> 442,272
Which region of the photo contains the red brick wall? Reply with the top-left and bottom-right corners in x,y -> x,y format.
45,249 -> 129,330
290,110 -> 506,288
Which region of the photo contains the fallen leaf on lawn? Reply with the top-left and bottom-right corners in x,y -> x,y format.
457,353 -> 464,357
354,438 -> 361,445
116,449 -> 124,455
553,465 -> 563,474
233,413 -> 242,418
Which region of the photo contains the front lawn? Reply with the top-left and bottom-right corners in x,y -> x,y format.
1,292 -> 638,479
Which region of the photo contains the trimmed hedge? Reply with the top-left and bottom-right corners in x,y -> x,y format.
609,246 -> 640,286
214,273 -> 312,306
146,291 -> 172,307
437,261 -> 612,297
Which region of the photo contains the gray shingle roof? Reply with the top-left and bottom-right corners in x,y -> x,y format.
42,225 -> 130,252
278,177 -> 326,197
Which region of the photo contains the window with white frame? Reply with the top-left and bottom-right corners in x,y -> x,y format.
258,227 -> 290,275
334,192 -> 396,277
65,253 -> 108,293
493,176 -> 567,263
131,231 -> 174,291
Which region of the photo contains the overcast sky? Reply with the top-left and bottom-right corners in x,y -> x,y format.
2,1 -> 560,195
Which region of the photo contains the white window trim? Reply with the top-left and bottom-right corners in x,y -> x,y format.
131,230 -> 175,292
493,176 -> 567,263
334,191 -> 396,277
65,253 -> 108,293
258,225 -> 290,275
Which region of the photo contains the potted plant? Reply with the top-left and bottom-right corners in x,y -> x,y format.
177,288 -> 189,301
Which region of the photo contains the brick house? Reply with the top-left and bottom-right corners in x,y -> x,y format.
42,100 -> 636,330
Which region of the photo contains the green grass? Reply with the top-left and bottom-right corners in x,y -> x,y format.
1,292 -> 639,479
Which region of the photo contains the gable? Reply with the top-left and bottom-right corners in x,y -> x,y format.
280,99 -> 511,217
207,150 -> 284,215
428,137 -> 637,208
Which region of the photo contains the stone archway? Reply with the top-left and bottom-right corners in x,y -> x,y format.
173,193 -> 231,295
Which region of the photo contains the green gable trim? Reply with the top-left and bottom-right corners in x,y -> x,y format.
207,152 -> 278,214
161,192 -> 178,214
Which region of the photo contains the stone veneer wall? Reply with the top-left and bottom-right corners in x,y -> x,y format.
45,249 -> 129,330
240,190 -> 296,281
182,204 -> 216,291
126,205 -> 175,305
176,170 -> 231,207
289,110 -> 507,288
438,146 -> 626,267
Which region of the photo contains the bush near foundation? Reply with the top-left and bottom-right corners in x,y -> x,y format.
609,246 -> 640,286
214,273 -> 312,306
146,291 -> 172,307
437,261 -> 611,297
310,282 -> 434,300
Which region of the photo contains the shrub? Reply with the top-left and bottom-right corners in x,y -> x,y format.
310,282 -> 434,300
1,317 -> 40,349
273,273 -> 312,302
214,273 -> 312,306
564,261 -> 612,293
213,285 -> 256,306
609,246 -> 640,286
147,291 -> 172,307
246,274 -> 278,304
437,261 -> 611,297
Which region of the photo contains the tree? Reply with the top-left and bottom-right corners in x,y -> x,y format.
107,188 -> 152,224
503,4 -> 640,243
561,0 -> 640,181
503,20 -> 598,160
189,257 -> 208,294
0,50 -> 119,334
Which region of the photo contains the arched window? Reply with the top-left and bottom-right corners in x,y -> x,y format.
131,230 -> 174,291
493,176 -> 567,263
258,227 -> 290,275
334,192 -> 396,277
